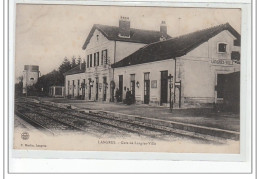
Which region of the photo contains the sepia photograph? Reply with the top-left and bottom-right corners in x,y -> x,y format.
13,4 -> 242,154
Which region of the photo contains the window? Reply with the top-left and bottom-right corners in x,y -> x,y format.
144,73 -> 150,80
90,54 -> 92,67
218,43 -> 227,53
102,50 -> 108,64
101,51 -> 103,65
96,35 -> 99,41
94,53 -> 96,66
87,55 -> 89,68
130,74 -> 135,81
30,78 -> 34,81
97,52 -> 100,66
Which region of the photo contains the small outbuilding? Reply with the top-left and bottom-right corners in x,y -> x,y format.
49,86 -> 65,98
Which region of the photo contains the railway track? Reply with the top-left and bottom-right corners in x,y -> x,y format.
15,108 -> 79,135
15,102 -> 167,139
15,99 -> 227,143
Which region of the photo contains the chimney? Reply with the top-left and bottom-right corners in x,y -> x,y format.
119,16 -> 130,38
160,21 -> 167,41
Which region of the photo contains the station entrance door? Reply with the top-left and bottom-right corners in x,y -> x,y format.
160,71 -> 168,105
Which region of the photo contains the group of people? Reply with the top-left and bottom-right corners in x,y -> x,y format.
115,88 -> 134,105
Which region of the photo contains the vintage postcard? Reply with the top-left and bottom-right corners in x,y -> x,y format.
12,3 -> 246,158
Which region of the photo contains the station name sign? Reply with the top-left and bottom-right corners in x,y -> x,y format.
211,59 -> 233,65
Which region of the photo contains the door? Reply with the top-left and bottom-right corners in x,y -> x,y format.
144,73 -> 150,104
160,71 -> 168,105
118,75 -> 123,102
130,74 -> 135,103
77,80 -> 80,97
103,77 -> 107,101
72,80 -> 75,97
216,74 -> 226,99
82,79 -> 85,99
67,81 -> 70,96
96,77 -> 99,101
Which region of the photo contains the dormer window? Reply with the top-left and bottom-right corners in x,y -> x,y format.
218,43 -> 227,53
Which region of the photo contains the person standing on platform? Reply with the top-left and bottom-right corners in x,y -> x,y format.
115,88 -> 120,102
126,88 -> 131,105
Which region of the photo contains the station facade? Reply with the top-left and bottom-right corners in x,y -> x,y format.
64,17 -> 171,102
64,19 -> 241,107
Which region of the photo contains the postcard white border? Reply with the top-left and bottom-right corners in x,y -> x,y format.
7,0 -> 253,173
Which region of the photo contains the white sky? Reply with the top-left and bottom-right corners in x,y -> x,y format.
15,4 -> 241,80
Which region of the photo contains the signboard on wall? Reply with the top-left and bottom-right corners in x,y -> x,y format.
151,80 -> 157,88
211,59 -> 233,65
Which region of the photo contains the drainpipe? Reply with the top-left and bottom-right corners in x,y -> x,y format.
173,57 -> 177,103
113,41 -> 116,80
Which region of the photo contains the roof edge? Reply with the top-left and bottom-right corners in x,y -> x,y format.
112,23 -> 241,68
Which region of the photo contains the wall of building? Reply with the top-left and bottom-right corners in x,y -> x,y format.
22,65 -> 39,94
115,41 -> 146,63
65,73 -> 87,98
84,68 -> 113,102
85,29 -> 115,65
180,30 -> 241,104
186,30 -> 240,59
114,59 -> 176,105
83,29 -> 116,102
113,30 -> 241,106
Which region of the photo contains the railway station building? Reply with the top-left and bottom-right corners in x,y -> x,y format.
64,17 -> 171,101
64,18 -> 241,107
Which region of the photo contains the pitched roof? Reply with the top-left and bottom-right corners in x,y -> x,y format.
82,24 -> 172,50
63,65 -> 85,76
111,23 -> 241,68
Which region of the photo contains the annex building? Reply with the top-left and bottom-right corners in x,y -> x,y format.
64,18 -> 241,107
112,23 -> 241,107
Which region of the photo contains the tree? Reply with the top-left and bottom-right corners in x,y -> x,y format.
59,57 -> 72,74
15,75 -> 23,98
77,56 -> 81,65
71,56 -> 77,68
34,70 -> 64,95
27,55 -> 82,97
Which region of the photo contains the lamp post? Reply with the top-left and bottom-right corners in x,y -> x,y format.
175,80 -> 182,108
168,74 -> 173,112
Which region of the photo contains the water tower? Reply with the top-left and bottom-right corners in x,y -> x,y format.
22,65 -> 40,94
